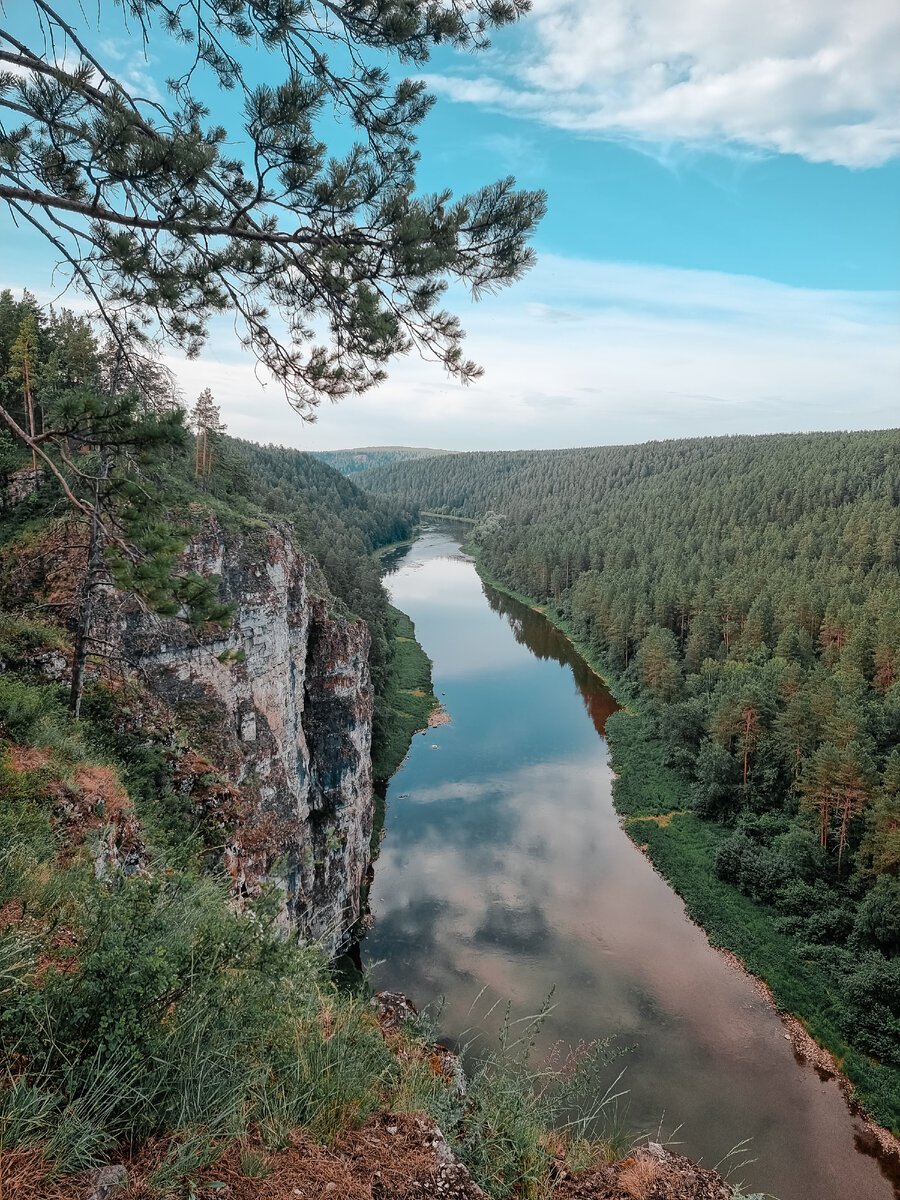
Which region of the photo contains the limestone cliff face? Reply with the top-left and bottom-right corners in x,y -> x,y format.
110,517 -> 374,954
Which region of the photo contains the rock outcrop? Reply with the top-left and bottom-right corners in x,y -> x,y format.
2,467 -> 45,510
104,516 -> 375,953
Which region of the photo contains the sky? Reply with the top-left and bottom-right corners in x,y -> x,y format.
2,0 -> 898,451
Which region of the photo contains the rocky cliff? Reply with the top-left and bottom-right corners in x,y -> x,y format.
102,516 -> 375,953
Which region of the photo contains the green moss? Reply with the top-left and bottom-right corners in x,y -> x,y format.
217,647 -> 246,665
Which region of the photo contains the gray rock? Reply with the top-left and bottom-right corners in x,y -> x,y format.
97,517 -> 375,955
84,1163 -> 127,1200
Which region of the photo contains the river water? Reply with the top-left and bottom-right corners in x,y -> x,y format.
364,524 -> 895,1200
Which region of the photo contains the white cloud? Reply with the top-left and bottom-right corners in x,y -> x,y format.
165,255 -> 899,452
425,0 -> 900,167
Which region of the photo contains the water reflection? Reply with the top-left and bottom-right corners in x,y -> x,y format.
483,583 -> 619,738
366,525 -> 897,1200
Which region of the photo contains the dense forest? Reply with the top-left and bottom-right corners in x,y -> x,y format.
0,289 -> 420,748
312,446 -> 451,475
361,431 -> 900,1129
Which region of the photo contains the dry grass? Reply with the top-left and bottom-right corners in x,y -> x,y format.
10,1113 -> 488,1200
618,1155 -> 659,1199
0,1148 -> 56,1200
8,747 -> 51,773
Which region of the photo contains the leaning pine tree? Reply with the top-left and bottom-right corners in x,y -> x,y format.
0,0 -> 545,428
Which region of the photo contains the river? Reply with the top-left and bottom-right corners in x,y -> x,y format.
364,523 -> 896,1200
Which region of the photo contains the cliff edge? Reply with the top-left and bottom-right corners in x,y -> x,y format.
5,510 -> 375,954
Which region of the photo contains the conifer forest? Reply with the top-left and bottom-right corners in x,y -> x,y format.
360,432 -> 900,1126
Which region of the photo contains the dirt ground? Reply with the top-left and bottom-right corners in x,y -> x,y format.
4,1116 -> 735,1200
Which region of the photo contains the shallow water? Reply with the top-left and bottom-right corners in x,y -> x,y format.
364,524 -> 896,1200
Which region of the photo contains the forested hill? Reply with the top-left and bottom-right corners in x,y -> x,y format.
312,446 -> 451,475
358,431 -> 900,642
362,429 -> 900,1130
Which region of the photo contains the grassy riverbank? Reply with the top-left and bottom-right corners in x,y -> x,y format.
371,605 -> 439,782
467,548 -> 900,1137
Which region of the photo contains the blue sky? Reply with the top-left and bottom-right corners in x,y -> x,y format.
2,1 -> 898,450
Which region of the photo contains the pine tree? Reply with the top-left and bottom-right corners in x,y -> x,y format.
7,313 -> 40,470
191,389 -> 227,478
0,2 -> 545,424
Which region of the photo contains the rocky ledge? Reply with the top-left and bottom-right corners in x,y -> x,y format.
5,510 -> 375,954
112,516 -> 375,953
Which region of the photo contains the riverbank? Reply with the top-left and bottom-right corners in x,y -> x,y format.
372,530 -> 421,559
465,541 -> 900,1156
372,604 -> 440,782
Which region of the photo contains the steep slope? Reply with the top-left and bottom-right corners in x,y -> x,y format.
312,446 -> 452,475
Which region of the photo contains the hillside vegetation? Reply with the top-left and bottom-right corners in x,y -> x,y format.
0,292 -> 653,1196
360,430 -> 900,1131
312,446 -> 452,475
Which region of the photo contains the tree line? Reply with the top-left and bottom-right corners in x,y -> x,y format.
312,447 -> 451,475
0,289 -> 416,749
360,431 -> 900,1084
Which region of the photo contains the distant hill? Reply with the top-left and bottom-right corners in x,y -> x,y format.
311,446 -> 452,475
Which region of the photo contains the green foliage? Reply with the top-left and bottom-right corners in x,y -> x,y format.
448,999 -> 627,1199
0,673 -> 65,743
2,4 -> 543,412
372,606 -> 438,781
605,708 -> 687,819
0,611 -> 67,664
854,875 -> 900,954
362,431 -> 900,1130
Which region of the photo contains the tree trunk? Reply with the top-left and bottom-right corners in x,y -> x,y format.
838,799 -> 849,873
69,448 -> 110,718
23,358 -> 36,472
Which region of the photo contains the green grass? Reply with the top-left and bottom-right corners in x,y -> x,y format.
372,605 -> 438,781
605,708 -> 687,818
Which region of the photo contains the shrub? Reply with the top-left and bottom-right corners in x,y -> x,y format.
854,875 -> 900,954
837,952 -> 900,1065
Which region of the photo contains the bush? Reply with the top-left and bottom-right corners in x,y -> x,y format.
854,875 -> 900,954
714,832 -> 787,903
691,740 -> 743,821
0,675 -> 67,744
837,952 -> 900,1065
